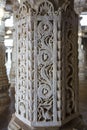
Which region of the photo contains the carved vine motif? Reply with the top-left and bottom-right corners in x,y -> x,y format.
61,5 -> 78,118
37,19 -> 53,121
66,32 -> 75,115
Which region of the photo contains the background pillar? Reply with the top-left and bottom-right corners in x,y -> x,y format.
0,0 -> 10,114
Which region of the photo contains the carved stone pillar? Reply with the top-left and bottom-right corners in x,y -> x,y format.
8,0 -> 81,129
78,21 -> 85,80
10,30 -> 16,87
0,0 -> 10,113
81,36 -> 87,79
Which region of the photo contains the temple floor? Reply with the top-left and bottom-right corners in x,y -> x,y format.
0,79 -> 87,130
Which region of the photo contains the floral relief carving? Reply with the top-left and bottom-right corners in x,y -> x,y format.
15,0 -> 79,127
37,19 -> 53,121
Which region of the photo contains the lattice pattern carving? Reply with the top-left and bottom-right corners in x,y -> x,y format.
15,0 -> 79,127
16,16 -> 35,122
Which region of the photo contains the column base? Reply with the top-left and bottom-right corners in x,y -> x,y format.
8,115 -> 87,130
8,115 -> 59,130
60,115 -> 87,130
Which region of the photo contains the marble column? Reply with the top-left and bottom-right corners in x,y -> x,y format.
8,0 -> 82,129
81,35 -> 87,79
0,0 -> 10,114
10,0 -> 20,87
6,47 -> 12,80
10,41 -> 16,87
78,20 -> 85,80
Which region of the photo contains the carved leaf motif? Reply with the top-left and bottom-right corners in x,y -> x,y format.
38,1 -> 54,15
37,15 -> 53,122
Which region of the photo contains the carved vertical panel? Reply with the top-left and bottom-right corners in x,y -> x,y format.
16,19 -> 28,119
33,1 -> 59,126
15,0 -> 79,128
61,4 -> 79,123
15,0 -> 35,124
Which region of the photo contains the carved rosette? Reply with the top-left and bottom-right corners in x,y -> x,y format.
15,0 -> 79,128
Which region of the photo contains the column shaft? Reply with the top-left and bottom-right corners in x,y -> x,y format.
8,0 -> 81,129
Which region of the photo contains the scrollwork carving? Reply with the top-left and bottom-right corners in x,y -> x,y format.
61,4 -> 78,119
37,19 -> 53,122
15,0 -> 31,20
15,0 -> 79,127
